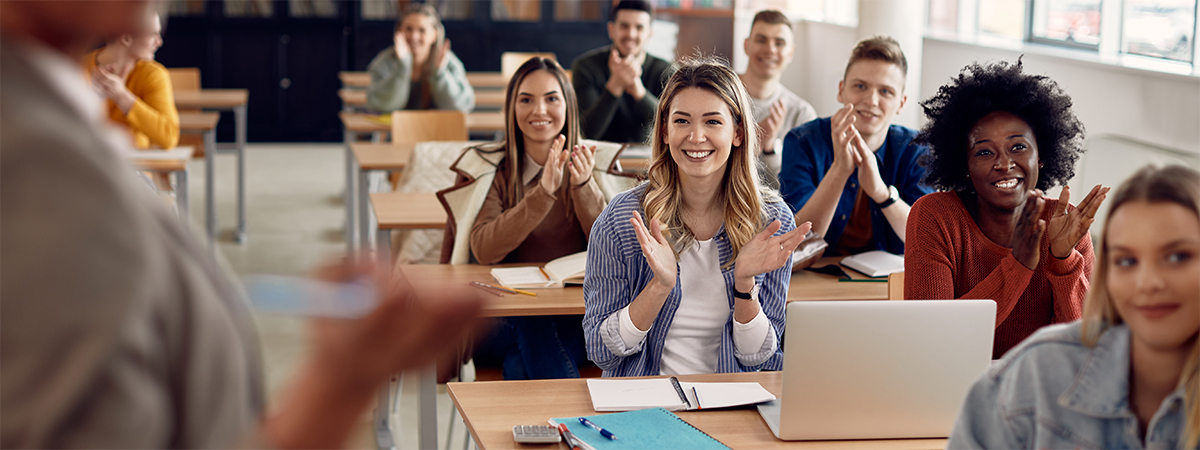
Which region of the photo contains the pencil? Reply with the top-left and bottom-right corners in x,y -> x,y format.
468,281 -> 504,296
476,281 -> 538,297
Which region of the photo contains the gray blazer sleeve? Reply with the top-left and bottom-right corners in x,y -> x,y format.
429,52 -> 475,112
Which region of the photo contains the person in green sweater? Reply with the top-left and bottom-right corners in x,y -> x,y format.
570,0 -> 674,144
366,3 -> 474,113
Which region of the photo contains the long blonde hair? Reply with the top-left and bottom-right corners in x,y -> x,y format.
1081,164 -> 1199,448
395,3 -> 444,109
498,57 -> 581,208
642,55 -> 773,267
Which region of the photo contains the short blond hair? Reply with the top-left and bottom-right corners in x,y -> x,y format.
843,36 -> 907,80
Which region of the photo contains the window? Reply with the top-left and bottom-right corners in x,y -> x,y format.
929,0 -> 959,33
1031,0 -> 1102,46
1123,0 -> 1196,62
979,0 -> 1026,39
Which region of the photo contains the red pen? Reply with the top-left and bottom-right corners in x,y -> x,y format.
556,423 -> 582,450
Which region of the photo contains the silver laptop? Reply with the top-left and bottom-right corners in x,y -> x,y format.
758,300 -> 996,440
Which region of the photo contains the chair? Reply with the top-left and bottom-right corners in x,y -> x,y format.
887,271 -> 905,300
168,68 -> 204,157
388,109 -> 468,189
500,52 -> 556,80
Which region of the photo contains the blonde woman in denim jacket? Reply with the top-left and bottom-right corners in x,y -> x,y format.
949,165 -> 1199,449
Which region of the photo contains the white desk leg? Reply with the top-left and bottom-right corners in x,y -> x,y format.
359,167 -> 371,253
344,130 -> 357,255
204,128 -> 217,250
177,166 -> 190,223
419,365 -> 437,450
373,376 -> 397,450
234,104 -> 248,244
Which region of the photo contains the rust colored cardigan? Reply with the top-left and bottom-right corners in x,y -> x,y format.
905,191 -> 1092,358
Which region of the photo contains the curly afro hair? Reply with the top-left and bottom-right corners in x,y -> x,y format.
915,58 -> 1085,192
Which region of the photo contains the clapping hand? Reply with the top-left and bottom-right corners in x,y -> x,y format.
539,135 -> 570,196
567,143 -> 597,187
733,220 -> 813,284
430,39 -> 452,72
829,103 -> 864,175
393,32 -> 411,61
757,99 -> 786,153
1011,190 -> 1047,270
1046,184 -> 1109,259
631,211 -> 677,290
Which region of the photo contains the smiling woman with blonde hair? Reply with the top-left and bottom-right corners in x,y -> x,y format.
366,3 -> 473,113
949,164 -> 1199,449
583,55 -> 811,377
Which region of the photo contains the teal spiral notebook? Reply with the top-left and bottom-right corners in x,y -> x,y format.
553,407 -> 730,450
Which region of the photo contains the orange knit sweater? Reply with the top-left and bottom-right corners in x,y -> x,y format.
83,50 -> 179,150
905,191 -> 1091,359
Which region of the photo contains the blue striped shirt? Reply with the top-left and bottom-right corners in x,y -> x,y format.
583,183 -> 793,377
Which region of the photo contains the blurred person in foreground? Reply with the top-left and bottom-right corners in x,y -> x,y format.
0,1 -> 483,448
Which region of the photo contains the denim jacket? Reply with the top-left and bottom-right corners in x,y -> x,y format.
949,322 -> 1193,449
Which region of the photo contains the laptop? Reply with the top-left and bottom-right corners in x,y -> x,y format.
758,300 -> 996,440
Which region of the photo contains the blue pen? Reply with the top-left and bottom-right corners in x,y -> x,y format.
578,417 -> 617,440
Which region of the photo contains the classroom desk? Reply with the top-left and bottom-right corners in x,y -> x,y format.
340,113 -> 505,253
339,88 -> 506,111
174,89 -> 250,244
350,142 -> 414,250
340,71 -> 369,88
448,372 -> 948,450
378,258 -> 887,450
340,70 -> 508,90
128,146 -> 195,221
467,71 -> 507,89
178,111 -> 219,230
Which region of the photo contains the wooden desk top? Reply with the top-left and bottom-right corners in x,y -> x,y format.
350,142 -> 414,171
173,89 -> 248,109
339,71 -> 369,88
129,147 -> 194,172
447,372 -> 947,450
339,89 -> 504,110
466,72 -> 507,89
371,192 -> 448,230
341,70 -> 507,90
398,257 -> 886,318
178,111 -> 220,131
340,111 -> 505,134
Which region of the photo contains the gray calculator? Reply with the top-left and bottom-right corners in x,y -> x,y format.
512,425 -> 561,444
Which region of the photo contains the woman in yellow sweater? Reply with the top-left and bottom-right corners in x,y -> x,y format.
85,12 -> 178,150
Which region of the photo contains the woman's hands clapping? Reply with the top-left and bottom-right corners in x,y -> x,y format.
1046,184 -> 1109,259
568,143 -> 597,187
631,211 -> 677,290
733,220 -> 812,289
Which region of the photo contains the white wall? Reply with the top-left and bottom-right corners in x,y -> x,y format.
782,20 -> 1200,155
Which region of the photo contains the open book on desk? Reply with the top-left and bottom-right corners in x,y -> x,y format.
840,250 -> 905,278
586,377 -> 775,412
490,251 -> 586,289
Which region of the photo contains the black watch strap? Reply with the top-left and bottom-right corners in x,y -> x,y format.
732,288 -> 752,300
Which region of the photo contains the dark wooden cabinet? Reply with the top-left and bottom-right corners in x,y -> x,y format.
158,0 -> 608,142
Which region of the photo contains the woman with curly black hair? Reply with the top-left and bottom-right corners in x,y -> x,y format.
905,59 -> 1110,358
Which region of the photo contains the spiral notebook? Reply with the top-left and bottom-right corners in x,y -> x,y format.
552,408 -> 729,450
585,377 -> 775,412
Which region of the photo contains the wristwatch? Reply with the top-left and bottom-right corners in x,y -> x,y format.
876,185 -> 900,208
733,282 -> 760,301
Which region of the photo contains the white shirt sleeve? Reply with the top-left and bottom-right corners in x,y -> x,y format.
617,306 -> 650,348
731,306 -> 772,356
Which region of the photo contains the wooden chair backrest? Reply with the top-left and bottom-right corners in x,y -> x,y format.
887,271 -> 905,300
168,67 -> 203,155
390,110 -> 468,144
500,52 -> 556,80
168,67 -> 201,92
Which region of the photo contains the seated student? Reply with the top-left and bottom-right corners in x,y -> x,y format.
948,165 -> 1199,449
906,59 -> 1108,359
583,56 -> 811,378
571,0 -> 673,143
778,36 -> 931,256
437,57 -> 605,380
84,11 -> 178,150
366,3 -> 474,113
737,9 -> 817,189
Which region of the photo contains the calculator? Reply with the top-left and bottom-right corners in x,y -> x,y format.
512,425 -> 561,443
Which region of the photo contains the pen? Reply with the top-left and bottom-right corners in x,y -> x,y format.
467,281 -> 504,296
556,423 -> 582,450
475,281 -> 538,296
578,417 -> 617,440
